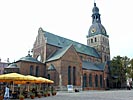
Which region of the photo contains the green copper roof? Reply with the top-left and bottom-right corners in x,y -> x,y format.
48,64 -> 56,71
88,3 -> 109,38
88,23 -> 108,37
7,63 -> 19,68
95,62 -> 107,70
43,30 -> 100,58
18,54 -> 41,63
82,61 -> 106,71
47,44 -> 72,62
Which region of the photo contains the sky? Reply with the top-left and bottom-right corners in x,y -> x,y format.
0,0 -> 133,62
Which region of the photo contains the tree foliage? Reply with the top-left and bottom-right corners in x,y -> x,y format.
110,55 -> 130,87
127,59 -> 133,78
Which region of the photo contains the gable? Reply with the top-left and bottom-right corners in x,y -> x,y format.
46,44 -> 72,62
62,45 -> 81,62
34,28 -> 46,48
46,44 -> 81,63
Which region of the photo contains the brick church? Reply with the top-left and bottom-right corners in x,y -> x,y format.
5,2 -> 110,91
32,2 -> 110,90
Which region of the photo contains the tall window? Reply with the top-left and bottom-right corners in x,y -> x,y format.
89,74 -> 92,87
35,66 -> 39,77
30,65 -> 33,75
107,78 -> 109,87
91,39 -> 93,43
68,66 -> 71,85
104,55 -> 106,61
95,75 -> 98,87
95,37 -> 97,42
83,74 -> 87,87
100,75 -> 103,87
73,67 -> 76,85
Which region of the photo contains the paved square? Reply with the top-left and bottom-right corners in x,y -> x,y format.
25,90 -> 133,100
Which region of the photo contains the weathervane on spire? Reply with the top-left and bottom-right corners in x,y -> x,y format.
94,0 -> 96,6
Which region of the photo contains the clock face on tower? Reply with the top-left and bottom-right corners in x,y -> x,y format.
91,28 -> 96,33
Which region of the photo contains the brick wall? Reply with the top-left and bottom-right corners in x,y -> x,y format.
17,61 -> 45,77
83,70 -> 105,90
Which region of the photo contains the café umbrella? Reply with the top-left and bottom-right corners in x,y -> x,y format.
0,73 -> 35,92
25,75 -> 43,91
0,73 -> 34,82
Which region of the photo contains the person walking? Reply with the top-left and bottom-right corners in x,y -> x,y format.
4,85 -> 10,100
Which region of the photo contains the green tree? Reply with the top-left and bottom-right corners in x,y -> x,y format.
127,59 -> 133,79
110,56 -> 130,88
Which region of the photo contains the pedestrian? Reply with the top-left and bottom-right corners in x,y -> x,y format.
127,81 -> 131,90
4,85 -> 10,100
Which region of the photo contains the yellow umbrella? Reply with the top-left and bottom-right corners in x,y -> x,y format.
37,77 -> 49,91
0,73 -> 35,92
0,73 -> 33,82
37,77 -> 54,83
45,79 -> 54,84
25,75 -> 43,91
37,77 -> 47,83
14,80 -> 29,84
25,75 -> 40,83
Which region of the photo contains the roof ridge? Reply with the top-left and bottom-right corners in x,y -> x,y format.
43,30 -> 100,58
44,30 -> 89,46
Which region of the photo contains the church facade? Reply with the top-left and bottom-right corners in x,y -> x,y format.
32,3 -> 110,90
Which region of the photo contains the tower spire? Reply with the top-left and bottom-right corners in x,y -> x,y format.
92,1 -> 101,24
87,1 -> 110,62
94,0 -> 96,5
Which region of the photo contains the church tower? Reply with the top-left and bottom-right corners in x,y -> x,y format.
87,2 -> 110,62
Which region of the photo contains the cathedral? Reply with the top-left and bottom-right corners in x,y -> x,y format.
5,2 -> 110,91
32,2 -> 110,90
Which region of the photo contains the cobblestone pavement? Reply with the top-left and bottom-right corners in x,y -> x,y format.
25,89 -> 133,100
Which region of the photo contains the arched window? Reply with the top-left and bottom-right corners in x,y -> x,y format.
95,37 -> 97,42
73,67 -> 76,85
107,78 -> 109,88
83,73 -> 87,87
95,75 -> 98,87
35,66 -> 39,77
91,39 -> 93,43
104,55 -> 106,61
68,66 -> 71,85
30,65 -> 33,75
100,75 -> 103,87
89,74 -> 92,87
